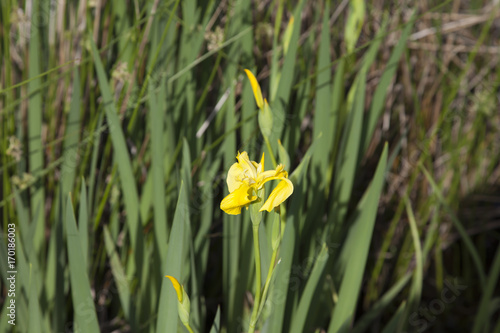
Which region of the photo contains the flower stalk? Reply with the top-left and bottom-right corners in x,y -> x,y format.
257,210 -> 281,319
248,224 -> 262,333
220,70 -> 294,332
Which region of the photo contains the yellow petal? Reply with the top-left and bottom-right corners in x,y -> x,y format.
220,183 -> 257,215
260,178 -> 294,212
256,164 -> 288,187
259,153 -> 265,172
256,170 -> 278,187
236,151 -> 258,179
244,69 -> 264,109
227,162 -> 245,193
165,275 -> 183,302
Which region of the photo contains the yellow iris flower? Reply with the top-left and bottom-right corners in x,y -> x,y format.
220,151 -> 293,215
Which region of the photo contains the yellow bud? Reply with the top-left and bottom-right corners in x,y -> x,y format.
165,276 -> 191,326
165,275 -> 183,302
244,69 -> 264,109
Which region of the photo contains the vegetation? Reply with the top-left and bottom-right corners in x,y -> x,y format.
1,0 -> 499,332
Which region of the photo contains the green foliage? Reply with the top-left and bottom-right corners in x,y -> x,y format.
1,1 -> 500,332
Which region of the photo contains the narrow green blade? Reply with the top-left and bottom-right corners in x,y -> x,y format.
209,306 -> 221,333
328,144 -> 388,333
65,195 -> 100,332
103,226 -> 132,320
149,82 -> 168,266
156,183 -> 188,333
290,244 -> 329,333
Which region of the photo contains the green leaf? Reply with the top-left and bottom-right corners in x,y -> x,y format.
381,302 -> 406,333
344,0 -> 365,54
28,276 -> 42,333
149,81 -> 168,267
328,143 -> 388,333
61,68 -> 82,196
90,37 -> 143,269
28,0 -> 45,259
78,178 -> 89,269
103,226 -> 133,321
290,244 -> 329,333
65,195 -> 100,333
472,244 -> 500,333
156,183 -> 188,333
209,306 -> 221,333
330,72 -> 366,227
269,0 -> 305,151
352,273 -> 412,333
419,164 -> 486,285
311,3 -> 333,193
401,198 -> 423,327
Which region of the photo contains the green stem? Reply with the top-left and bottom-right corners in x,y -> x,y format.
248,225 -> 262,333
184,323 -> 195,333
257,247 -> 278,318
264,135 -> 278,168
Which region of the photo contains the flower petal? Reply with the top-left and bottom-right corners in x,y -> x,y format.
220,183 -> 257,215
227,162 -> 245,192
256,164 -> 288,187
258,153 -> 265,173
244,69 -> 264,109
236,151 -> 258,179
260,178 -> 294,212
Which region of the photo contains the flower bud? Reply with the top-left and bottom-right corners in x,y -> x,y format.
259,99 -> 273,139
165,276 -> 191,326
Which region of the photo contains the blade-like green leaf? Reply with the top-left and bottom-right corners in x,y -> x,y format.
28,0 -> 45,259
156,183 -> 188,333
28,276 -> 42,333
61,68 -> 82,196
209,306 -> 221,333
149,81 -> 168,266
311,2 -> 333,194
78,178 -> 88,269
381,302 -> 406,333
352,273 -> 412,333
472,244 -> 500,333
400,198 -> 423,328
329,72 -> 366,227
269,0 -> 305,150
65,195 -> 100,333
103,226 -> 133,321
419,164 -> 486,285
90,37 -> 144,273
328,143 -> 388,333
290,244 -> 329,333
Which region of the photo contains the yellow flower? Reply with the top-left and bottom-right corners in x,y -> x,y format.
220,151 -> 293,215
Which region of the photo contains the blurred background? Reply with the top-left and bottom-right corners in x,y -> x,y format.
1,0 -> 500,332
